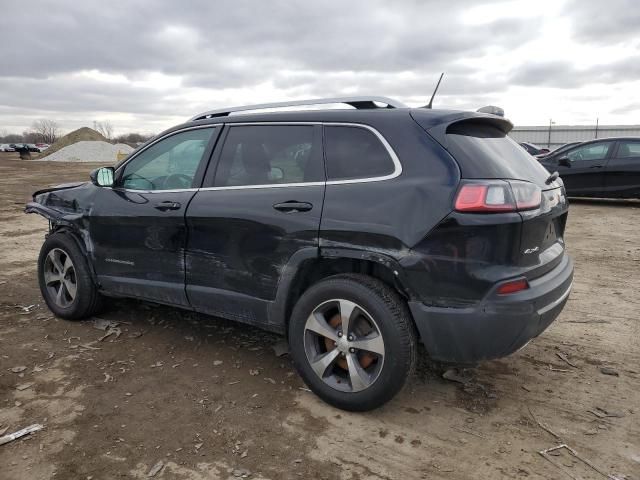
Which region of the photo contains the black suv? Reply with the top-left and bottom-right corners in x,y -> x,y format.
26,97 -> 573,411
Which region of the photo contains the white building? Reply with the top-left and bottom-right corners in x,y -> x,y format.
510,125 -> 640,150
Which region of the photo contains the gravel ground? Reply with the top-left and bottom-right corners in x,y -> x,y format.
0,156 -> 639,480
36,141 -> 132,162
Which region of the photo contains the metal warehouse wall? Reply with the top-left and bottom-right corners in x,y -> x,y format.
510,125 -> 640,149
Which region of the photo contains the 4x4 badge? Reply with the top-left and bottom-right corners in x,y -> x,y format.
524,246 -> 540,254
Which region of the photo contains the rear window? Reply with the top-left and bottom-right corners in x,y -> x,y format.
324,126 -> 395,181
446,121 -> 550,185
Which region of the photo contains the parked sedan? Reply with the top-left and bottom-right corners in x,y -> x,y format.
538,142 -> 581,159
538,137 -> 640,198
0,144 -> 16,152
520,142 -> 550,156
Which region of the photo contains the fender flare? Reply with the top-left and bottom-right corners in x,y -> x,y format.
267,246 -> 414,331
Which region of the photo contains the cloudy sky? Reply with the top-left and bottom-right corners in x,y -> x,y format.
1,0 -> 639,135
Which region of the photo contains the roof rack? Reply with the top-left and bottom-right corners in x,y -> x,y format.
189,96 -> 407,121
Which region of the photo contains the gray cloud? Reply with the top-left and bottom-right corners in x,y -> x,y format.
508,55 -> 640,89
0,0 -> 638,132
563,0 -> 640,44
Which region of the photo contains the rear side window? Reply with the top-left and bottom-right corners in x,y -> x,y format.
214,125 -> 323,187
324,126 -> 395,181
446,121 -> 550,184
617,141 -> 640,158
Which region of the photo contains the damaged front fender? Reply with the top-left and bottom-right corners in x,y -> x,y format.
25,182 -> 98,265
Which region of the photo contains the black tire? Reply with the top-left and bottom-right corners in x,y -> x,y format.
37,232 -> 103,320
289,274 -> 417,411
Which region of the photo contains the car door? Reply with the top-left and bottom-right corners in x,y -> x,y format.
604,139 -> 640,198
549,141 -> 613,196
184,124 -> 325,327
90,126 -> 219,305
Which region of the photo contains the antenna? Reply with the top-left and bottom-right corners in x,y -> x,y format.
425,72 -> 444,109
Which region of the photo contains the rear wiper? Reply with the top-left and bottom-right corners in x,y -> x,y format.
545,171 -> 559,185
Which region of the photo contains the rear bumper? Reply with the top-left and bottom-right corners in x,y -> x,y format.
408,255 -> 573,364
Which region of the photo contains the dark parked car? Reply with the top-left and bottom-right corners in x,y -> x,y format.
538,142 -> 581,159
11,143 -> 41,153
538,137 -> 640,198
26,97 -> 573,411
519,142 -> 550,156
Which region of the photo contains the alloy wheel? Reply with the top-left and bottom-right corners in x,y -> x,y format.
43,248 -> 77,308
303,299 -> 385,392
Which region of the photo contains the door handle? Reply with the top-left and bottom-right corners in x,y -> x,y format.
154,201 -> 182,211
589,165 -> 603,169
273,201 -> 313,213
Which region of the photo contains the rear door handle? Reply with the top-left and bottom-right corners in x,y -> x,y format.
154,201 -> 182,211
590,165 -> 603,169
273,201 -> 313,213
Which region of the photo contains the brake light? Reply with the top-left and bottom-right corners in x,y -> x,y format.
455,184 -> 516,212
496,279 -> 529,295
454,181 -> 541,213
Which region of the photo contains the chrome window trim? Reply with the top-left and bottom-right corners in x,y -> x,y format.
116,121 -> 402,193
113,187 -> 200,194
200,122 -> 402,191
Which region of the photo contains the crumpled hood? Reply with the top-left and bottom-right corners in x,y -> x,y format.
31,181 -> 89,200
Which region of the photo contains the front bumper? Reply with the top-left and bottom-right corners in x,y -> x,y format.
408,255 -> 574,364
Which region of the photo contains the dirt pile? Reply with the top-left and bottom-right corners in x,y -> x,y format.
40,127 -> 107,158
40,141 -> 133,163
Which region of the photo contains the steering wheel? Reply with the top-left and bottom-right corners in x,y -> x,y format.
163,173 -> 192,189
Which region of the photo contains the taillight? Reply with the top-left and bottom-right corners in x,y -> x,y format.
455,180 -> 541,213
496,278 -> 529,295
510,181 -> 542,210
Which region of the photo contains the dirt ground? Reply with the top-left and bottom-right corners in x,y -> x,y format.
0,155 -> 638,480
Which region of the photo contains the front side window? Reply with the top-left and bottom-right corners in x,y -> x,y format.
214,125 -> 322,187
324,126 -> 395,181
566,142 -> 611,162
120,128 -> 214,190
617,141 -> 640,158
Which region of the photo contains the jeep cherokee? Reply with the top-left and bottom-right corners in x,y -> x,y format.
26,96 -> 573,411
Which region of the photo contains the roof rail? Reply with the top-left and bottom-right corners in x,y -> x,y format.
189,96 -> 407,121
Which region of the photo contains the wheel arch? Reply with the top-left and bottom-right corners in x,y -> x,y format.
46,225 -> 98,284
268,247 -> 415,334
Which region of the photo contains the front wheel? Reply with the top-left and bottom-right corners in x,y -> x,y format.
37,232 -> 103,320
289,274 -> 417,411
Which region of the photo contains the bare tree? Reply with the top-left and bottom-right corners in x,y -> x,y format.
94,120 -> 114,141
30,119 -> 61,144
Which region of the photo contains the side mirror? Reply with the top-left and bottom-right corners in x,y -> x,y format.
90,167 -> 115,187
558,156 -> 570,167
269,166 -> 284,182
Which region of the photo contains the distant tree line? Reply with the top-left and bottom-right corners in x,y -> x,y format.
0,119 -> 155,146
0,119 -> 61,144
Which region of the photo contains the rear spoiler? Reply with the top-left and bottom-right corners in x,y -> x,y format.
410,110 -> 513,150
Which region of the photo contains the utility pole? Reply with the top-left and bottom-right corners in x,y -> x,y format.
547,119 -> 554,149
595,117 -> 599,139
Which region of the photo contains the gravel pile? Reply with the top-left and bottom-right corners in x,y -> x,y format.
40,141 -> 133,163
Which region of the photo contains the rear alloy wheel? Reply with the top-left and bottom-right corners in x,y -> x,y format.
289,274 -> 416,411
304,299 -> 385,393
